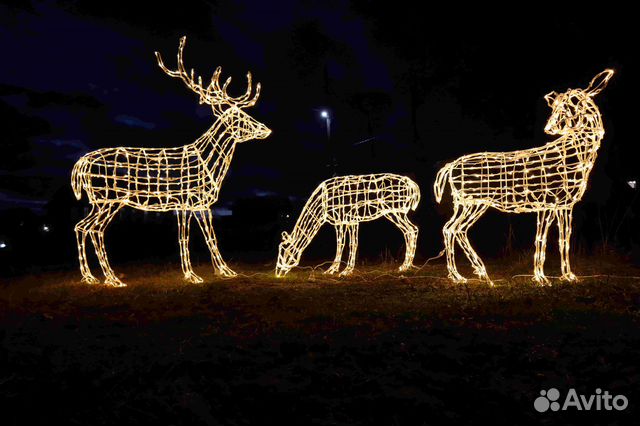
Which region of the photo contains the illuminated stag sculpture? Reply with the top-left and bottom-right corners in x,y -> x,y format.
276,174 -> 420,277
434,69 -> 614,285
72,37 -> 271,286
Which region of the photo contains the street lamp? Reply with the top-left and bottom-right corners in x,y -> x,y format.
320,109 -> 336,175
320,110 -> 330,138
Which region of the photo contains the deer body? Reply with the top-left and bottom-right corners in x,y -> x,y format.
276,174 -> 420,277
72,37 -> 270,286
73,118 -> 236,211
435,136 -> 601,213
434,70 -> 613,285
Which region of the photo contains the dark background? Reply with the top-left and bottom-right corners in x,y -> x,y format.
1,0 -> 638,276
2,3 -> 640,426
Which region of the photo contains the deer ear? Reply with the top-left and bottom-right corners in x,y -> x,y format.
586,69 -> 614,97
544,91 -> 558,107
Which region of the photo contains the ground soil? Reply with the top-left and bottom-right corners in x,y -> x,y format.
1,257 -> 640,425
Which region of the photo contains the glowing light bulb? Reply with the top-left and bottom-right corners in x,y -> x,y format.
320,110 -> 329,119
434,69 -> 613,285
276,173 -> 420,277
71,36 -> 271,287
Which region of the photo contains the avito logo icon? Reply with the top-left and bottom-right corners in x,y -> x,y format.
534,388 -> 628,412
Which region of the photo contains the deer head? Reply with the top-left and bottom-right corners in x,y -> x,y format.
155,36 -> 271,142
544,69 -> 614,136
276,231 -> 297,277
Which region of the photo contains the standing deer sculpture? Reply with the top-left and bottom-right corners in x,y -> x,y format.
434,69 -> 614,285
276,173 -> 420,277
71,36 -> 271,286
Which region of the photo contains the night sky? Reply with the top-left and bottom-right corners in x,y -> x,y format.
0,1 -> 637,253
4,5 -> 640,423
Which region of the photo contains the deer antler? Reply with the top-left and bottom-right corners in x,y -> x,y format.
155,36 -> 261,108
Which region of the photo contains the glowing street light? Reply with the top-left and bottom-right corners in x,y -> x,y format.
320,110 -> 331,140
320,109 -> 336,176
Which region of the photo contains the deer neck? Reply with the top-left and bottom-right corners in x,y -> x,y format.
288,185 -> 327,262
194,117 -> 238,186
567,109 -> 604,166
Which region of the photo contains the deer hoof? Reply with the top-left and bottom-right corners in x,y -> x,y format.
532,274 -> 550,286
474,268 -> 487,278
81,275 -> 100,285
339,269 -> 354,277
184,272 -> 204,283
448,272 -> 467,284
561,273 -> 577,282
476,271 -> 494,286
218,267 -> 237,278
398,264 -> 415,272
104,277 -> 127,287
324,265 -> 340,275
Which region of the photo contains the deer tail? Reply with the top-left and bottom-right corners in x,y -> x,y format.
408,178 -> 421,211
71,156 -> 89,200
434,162 -> 454,203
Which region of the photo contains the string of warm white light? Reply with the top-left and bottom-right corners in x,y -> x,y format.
276,173 -> 421,277
72,36 -> 271,286
434,69 -> 614,285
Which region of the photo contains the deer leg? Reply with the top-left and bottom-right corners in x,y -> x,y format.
385,212 -> 418,272
443,203 -> 467,283
194,210 -> 236,277
74,205 -> 100,284
556,208 -> 577,282
325,224 -> 346,274
89,203 -> 125,287
455,204 -> 491,284
340,223 -> 359,276
178,210 -> 203,283
533,209 -> 555,285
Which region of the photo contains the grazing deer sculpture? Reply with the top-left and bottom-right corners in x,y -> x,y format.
71,36 -> 271,286
276,174 -> 420,277
434,69 -> 614,285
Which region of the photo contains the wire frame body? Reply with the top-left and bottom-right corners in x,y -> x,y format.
72,37 -> 271,286
276,173 -> 421,277
433,70 -> 614,285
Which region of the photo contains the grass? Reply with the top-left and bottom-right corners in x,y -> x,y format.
3,256 -> 640,331
1,256 -> 640,425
